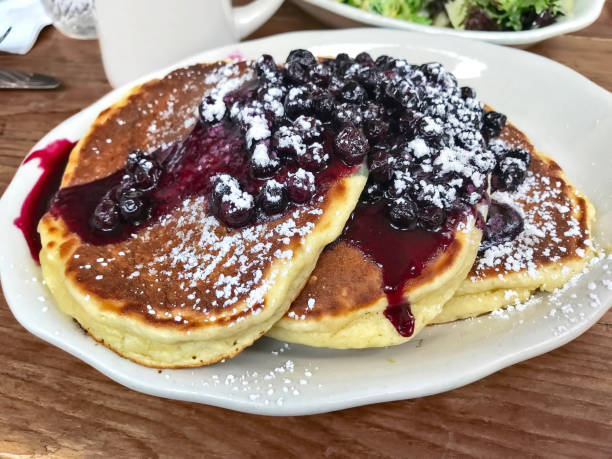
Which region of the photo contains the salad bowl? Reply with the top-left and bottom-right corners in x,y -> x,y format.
292,0 -> 605,46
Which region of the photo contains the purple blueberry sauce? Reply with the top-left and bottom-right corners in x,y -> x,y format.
341,202 -> 458,336
14,139 -> 76,263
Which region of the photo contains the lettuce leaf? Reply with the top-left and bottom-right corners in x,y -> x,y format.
338,0 -> 434,25
471,0 -> 572,30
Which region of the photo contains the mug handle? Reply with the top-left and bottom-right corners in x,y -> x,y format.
233,0 -> 285,39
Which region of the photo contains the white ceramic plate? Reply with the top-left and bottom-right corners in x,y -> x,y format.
292,0 -> 605,46
1,29 -> 611,416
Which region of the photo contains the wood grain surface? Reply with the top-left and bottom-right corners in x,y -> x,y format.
1,2 -> 611,457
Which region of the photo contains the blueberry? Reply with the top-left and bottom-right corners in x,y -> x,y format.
285,61 -> 310,84
360,180 -> 385,204
436,71 -> 458,91
111,175 -> 137,202
249,141 -> 280,179
419,62 -> 444,80
361,101 -> 382,122
487,139 -> 511,163
355,52 -> 374,67
472,149 -> 497,175
333,53 -> 354,76
491,158 -> 528,192
479,201 -> 524,252
209,174 -> 239,214
505,147 -> 531,167
416,116 -> 442,140
310,62 -> 333,86
91,195 -> 120,232
272,126 -> 300,161
391,143 -> 415,164
461,86 -> 476,99
386,176 -> 409,199
258,180 -> 289,215
399,84 -> 421,110
126,149 -> 146,170
286,49 -> 317,68
293,115 -> 322,143
339,80 -> 367,104
418,206 -> 447,231
118,190 -> 151,224
454,129 -> 484,151
198,95 -> 225,123
482,111 -> 507,140
219,192 -> 255,227
375,55 -> 395,70
497,148 -> 530,192
334,125 -> 369,165
407,164 -> 431,184
361,71 -> 385,100
368,147 -> 394,183
286,169 -> 315,204
397,110 -> 420,138
285,49 -> 317,84
364,118 -> 389,143
333,103 -> 363,127
383,81 -> 407,109
297,142 -> 329,172
327,75 -> 346,95
284,87 -> 313,119
126,150 -> 161,191
409,69 -> 427,88
420,63 -> 456,90
254,54 -> 278,79
313,92 -> 335,120
387,197 -> 418,230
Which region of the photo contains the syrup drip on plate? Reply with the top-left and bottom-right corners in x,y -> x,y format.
14,139 -> 76,263
341,202 -> 455,337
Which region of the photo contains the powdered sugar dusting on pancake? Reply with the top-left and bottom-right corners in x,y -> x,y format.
471,153 -> 590,280
67,195 -> 326,326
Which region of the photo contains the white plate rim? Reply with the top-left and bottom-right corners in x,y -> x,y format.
0,28 -> 611,416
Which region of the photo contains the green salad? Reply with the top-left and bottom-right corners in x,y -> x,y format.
335,0 -> 574,31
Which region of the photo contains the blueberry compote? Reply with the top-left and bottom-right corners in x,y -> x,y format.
14,139 -> 76,263
341,202 -> 457,337
42,50 -> 532,336
282,52 -> 529,337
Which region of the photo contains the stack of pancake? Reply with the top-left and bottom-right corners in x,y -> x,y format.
37,55 -> 594,368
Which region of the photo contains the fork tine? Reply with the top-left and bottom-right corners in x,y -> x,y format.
0,27 -> 12,45
0,70 -> 24,83
0,69 -> 61,89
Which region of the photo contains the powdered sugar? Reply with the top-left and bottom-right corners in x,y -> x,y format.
472,155 -> 590,279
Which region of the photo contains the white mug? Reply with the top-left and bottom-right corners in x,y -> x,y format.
94,0 -> 284,87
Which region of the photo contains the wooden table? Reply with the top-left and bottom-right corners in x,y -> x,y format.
1,2 -> 611,457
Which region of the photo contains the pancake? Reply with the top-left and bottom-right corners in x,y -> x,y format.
266,212 -> 483,348
434,128 -> 594,323
268,116 -> 594,347
268,63 -> 496,349
39,59 -> 367,368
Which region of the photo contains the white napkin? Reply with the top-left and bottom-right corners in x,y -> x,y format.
0,0 -> 52,54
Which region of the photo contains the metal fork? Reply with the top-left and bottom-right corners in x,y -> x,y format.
0,26 -> 62,89
0,69 -> 61,89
